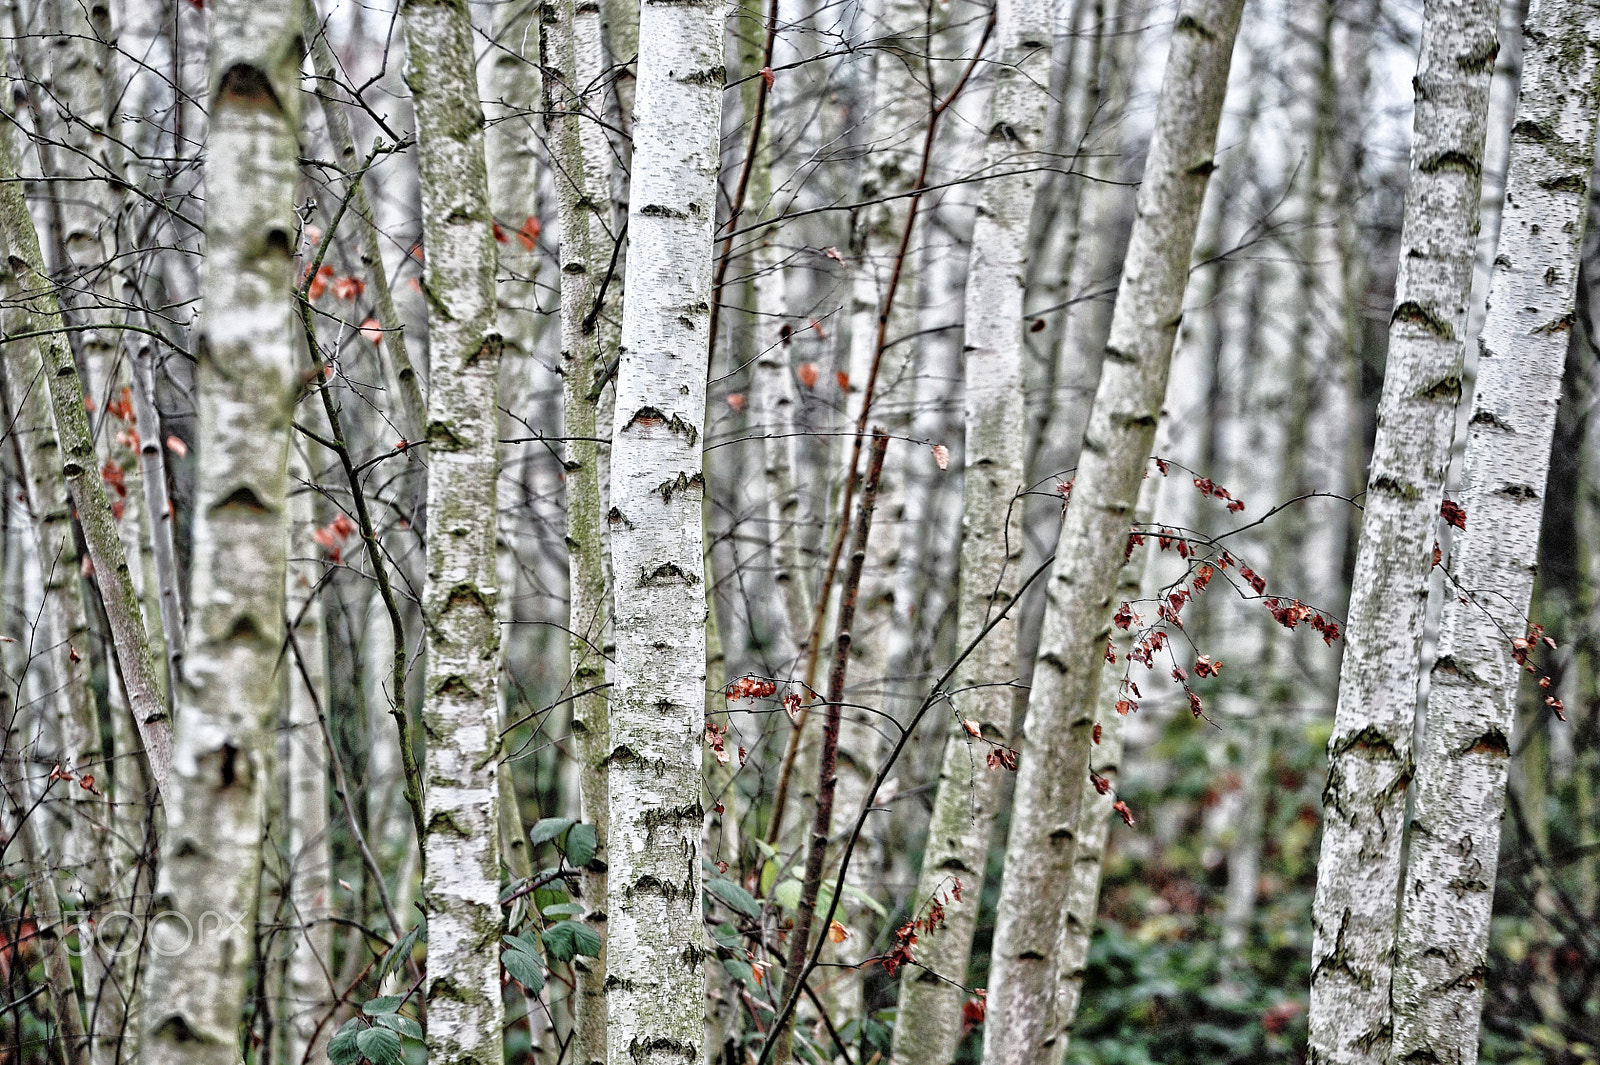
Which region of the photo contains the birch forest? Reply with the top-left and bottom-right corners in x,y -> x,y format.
5,0 -> 1600,1062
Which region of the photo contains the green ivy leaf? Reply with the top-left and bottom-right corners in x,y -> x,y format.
564,823 -> 598,868
362,996 -> 404,1016
356,1026 -> 403,1065
541,902 -> 585,917
327,1019 -> 363,1065
374,1013 -> 423,1041
528,817 -> 575,847
707,877 -> 762,920
502,946 -> 546,993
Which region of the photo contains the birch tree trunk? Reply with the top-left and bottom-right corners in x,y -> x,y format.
1050,421 -> 1169,1055
1390,3 -> 1600,1061
403,0 -> 507,1059
886,0 -> 1049,1054
982,5 -> 1245,1064
139,2 -> 301,1061
605,0 -> 725,1052
543,0 -> 613,1058
1305,2 -> 1501,1060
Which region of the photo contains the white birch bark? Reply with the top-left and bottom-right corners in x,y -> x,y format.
140,1 -> 301,1061
1305,2 -> 1501,1060
403,0 -> 507,1059
544,0 -> 612,1058
886,0 -> 1049,1054
1050,422 -> 1168,1055
1390,3 -> 1600,1061
982,5 -> 1245,1064
605,0 -> 725,1053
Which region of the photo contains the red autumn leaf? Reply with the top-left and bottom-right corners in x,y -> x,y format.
360,318 -> 384,346
824,246 -> 847,266
759,66 -> 775,89
1090,771 -> 1112,795
1092,722 -> 1102,744
1240,566 -> 1266,595
493,221 -> 510,243
835,370 -> 850,391
797,362 -> 820,388
333,276 -> 365,301
518,215 -> 541,250
809,318 -> 828,338
1115,699 -> 1136,716
307,264 -> 334,300
726,392 -> 745,412
1192,655 -> 1221,678
1112,602 -> 1136,630
1441,498 -> 1466,530
1113,800 -> 1136,827
783,691 -> 802,724
931,444 -> 950,471
1154,457 -> 1170,475
961,991 -> 987,1034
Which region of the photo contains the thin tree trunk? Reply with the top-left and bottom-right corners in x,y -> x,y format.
604,0 -> 725,1056
543,0 -> 613,1058
138,1 -> 302,1061
1390,3 -> 1600,1061
982,5 -> 1245,1064
886,0 -> 1049,1053
1050,425 -> 1167,1054
285,447 -> 334,1065
403,0 -> 508,1059
0,73 -> 171,807
1305,1 -> 1501,1060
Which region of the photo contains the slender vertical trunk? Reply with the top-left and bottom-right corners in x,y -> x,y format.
1390,3 -> 1600,1061
403,0 -> 508,1059
983,6 -> 1245,1065
0,751 -> 90,1065
0,60 -> 171,808
1305,2 -> 1501,1060
1050,424 -> 1168,1054
886,0 -> 1049,1055
285,448 -> 334,1065
604,0 -> 725,1055
543,0 -> 613,1058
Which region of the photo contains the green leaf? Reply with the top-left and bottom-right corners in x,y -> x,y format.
362,996 -> 403,1016
564,822 -> 598,867
723,957 -> 754,985
528,817 -> 575,847
532,885 -> 570,913
328,1019 -> 363,1065
374,1013 -> 423,1041
707,877 -> 762,920
712,923 -> 742,951
541,902 -> 585,917
569,921 -> 603,957
543,919 -> 603,961
504,932 -> 542,956
541,921 -> 582,962
759,859 -> 778,897
356,1026 -> 403,1065
772,878 -> 801,910
375,919 -> 423,986
501,947 -> 546,993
